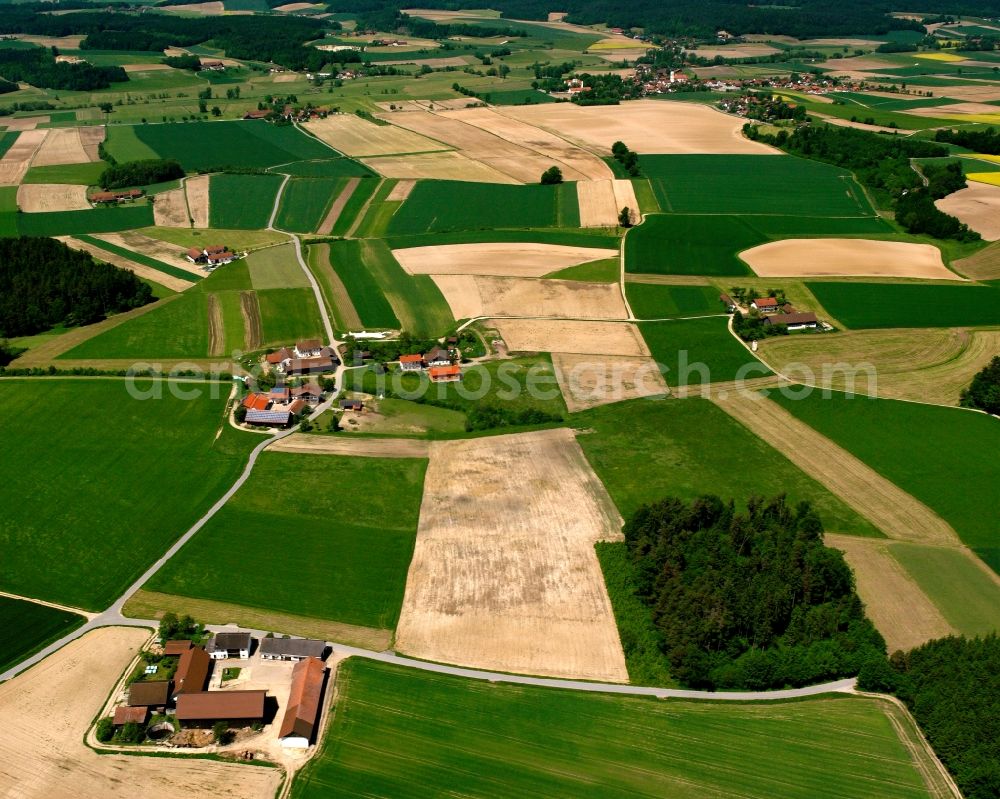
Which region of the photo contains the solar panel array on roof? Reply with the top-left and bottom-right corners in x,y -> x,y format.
245,409 -> 291,424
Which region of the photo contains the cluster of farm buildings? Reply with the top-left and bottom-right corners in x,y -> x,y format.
184,245 -> 242,270
399,344 -> 462,382
89,188 -> 145,206
720,292 -> 820,330
107,632 -> 330,749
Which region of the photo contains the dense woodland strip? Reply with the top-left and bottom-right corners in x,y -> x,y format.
99,159 -> 185,190
744,123 -> 980,242
936,126 -> 1000,155
623,494 -> 885,690
960,356 -> 1000,414
0,46 -> 126,92
0,237 -> 153,338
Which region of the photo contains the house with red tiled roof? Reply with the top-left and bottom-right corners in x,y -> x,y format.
429,365 -> 461,383
399,353 -> 424,371
751,297 -> 779,314
242,393 -> 271,412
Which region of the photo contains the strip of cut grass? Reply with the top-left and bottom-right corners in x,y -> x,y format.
573,398 -> 878,536
274,176 -> 349,233
771,392 -> 1000,568
245,243 -> 310,290
638,317 -> 769,386
147,452 -> 427,631
329,178 -> 379,237
0,597 -> 84,674
290,659 -> 931,799
805,282 -> 1000,328
640,154 -> 875,216
209,173 -> 284,229
216,289 -> 246,353
0,379 -> 257,609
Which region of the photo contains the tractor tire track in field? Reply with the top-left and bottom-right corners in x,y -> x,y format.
316,177 -> 360,235
711,391 -> 960,546
206,294 -> 225,357
240,290 -> 263,350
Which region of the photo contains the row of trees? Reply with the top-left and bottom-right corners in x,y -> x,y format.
935,126 -> 1000,155
623,494 -> 886,689
744,123 -> 979,242
0,237 -> 153,338
99,159 -> 185,189
0,45 -> 127,91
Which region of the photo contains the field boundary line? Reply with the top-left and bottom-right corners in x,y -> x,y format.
0,590 -> 96,620
346,178 -> 384,238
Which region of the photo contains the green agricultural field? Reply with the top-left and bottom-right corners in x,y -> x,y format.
771,393 -> 1000,570
0,379 -> 257,609
353,179 -> 401,239
624,214 -> 894,276
192,258 -> 253,292
638,317 -> 769,386
256,288 -> 325,345
0,597 -> 84,674
890,543 -> 1000,637
0,131 -> 19,160
209,173 -> 285,229
278,158 -> 376,178
274,176 -> 348,233
0,186 -> 17,237
147,452 -> 426,631
640,155 -> 875,216
216,290 -> 247,353
385,227 -> 621,251
16,205 -> 154,236
291,660 -> 931,799
61,294 -> 210,359
805,282 -> 1000,328
325,239 -> 400,329
475,88 -> 556,105
140,225 -> 289,252
75,234 -> 202,284
545,257 -> 620,282
108,120 -> 337,171
574,398 -> 877,535
21,161 -> 105,185
626,283 -> 721,319
245,243 -> 310,290
330,178 -> 379,237
388,181 -> 580,234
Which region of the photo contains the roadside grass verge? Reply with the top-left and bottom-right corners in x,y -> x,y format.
146,452 -> 427,631
0,379 -> 257,610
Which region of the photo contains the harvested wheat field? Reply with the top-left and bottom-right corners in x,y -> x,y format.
432,275 -> 629,319
712,392 -> 959,545
153,187 -> 191,227
385,178 -> 415,201
99,231 -> 206,276
577,179 -> 639,227
758,327 -> 1000,406
304,114 -> 448,157
378,111 -> 591,183
270,433 -> 431,458
16,34 -> 85,49
935,182 -> 1000,241
78,126 -> 106,161
552,353 -> 668,411
954,240 -> 1000,280
17,183 -> 90,212
396,428 -> 628,682
684,44 -> 780,58
393,242 -> 618,277
0,627 -> 281,799
0,129 -> 48,186
58,236 -> 195,292
502,99 -> 779,155
826,535 -> 955,653
492,318 -> 649,356
740,238 -> 957,280
31,128 -> 89,166
160,1 -> 225,13
360,150 -> 517,183
185,175 -> 210,229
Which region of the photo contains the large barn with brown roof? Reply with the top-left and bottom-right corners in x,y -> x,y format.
278,657 -> 326,748
175,690 -> 267,727
127,680 -> 170,709
172,646 -> 210,699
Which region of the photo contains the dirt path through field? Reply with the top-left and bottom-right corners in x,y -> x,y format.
712,392 -> 960,545
396,428 -> 628,682
17,183 -> 90,212
206,293 -> 224,356
826,535 -> 955,652
240,290 -> 262,350
0,627 -> 282,799
58,236 -> 195,292
153,186 -> 191,227
31,128 -> 89,166
0,129 -> 48,185
185,174 -> 210,228
310,243 -> 363,329
269,433 -> 430,458
316,176 -> 360,235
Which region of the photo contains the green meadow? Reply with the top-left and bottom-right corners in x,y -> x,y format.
323,239 -> 399,329
640,155 -> 875,216
0,379 -> 257,609
388,180 -> 580,234
209,173 -> 285,229
274,176 -> 348,233
805,282 -> 1000,329
75,234 -> 201,284
278,158 -> 376,178
15,205 -> 153,236
245,243 -> 310,290
626,283 -> 722,319
574,398 -> 877,535
21,161 -> 105,185
0,597 -> 84,674
638,317 -> 769,386
329,178 -> 379,237
384,227 -> 620,251
771,393 -> 1000,570
257,288 -> 326,345
291,660 -> 930,799
147,452 -> 427,631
